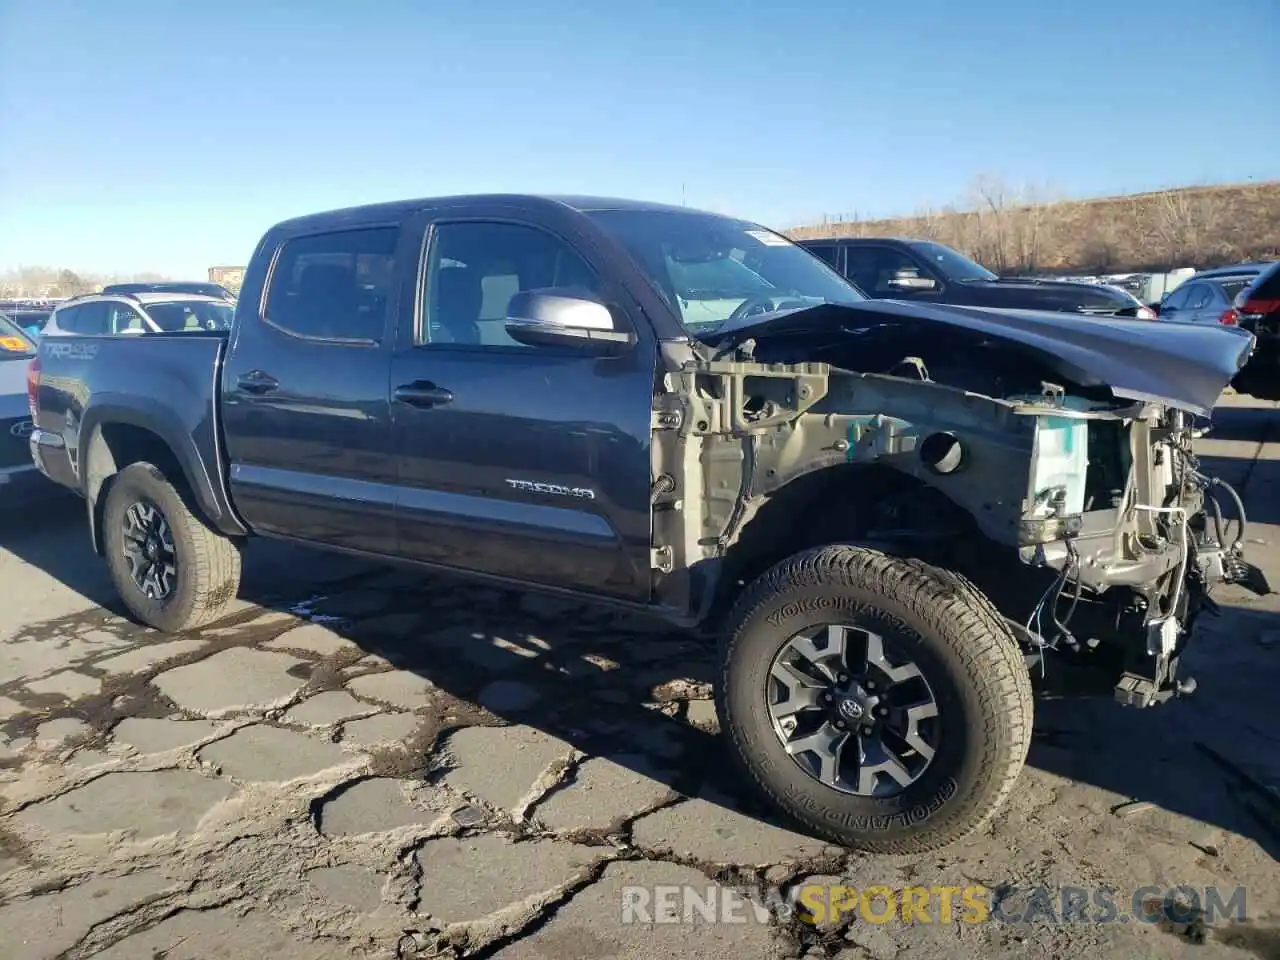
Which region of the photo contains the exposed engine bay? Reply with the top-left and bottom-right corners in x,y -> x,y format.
650,301 -> 1269,708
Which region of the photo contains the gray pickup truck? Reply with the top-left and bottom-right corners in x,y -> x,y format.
27,194 -> 1265,854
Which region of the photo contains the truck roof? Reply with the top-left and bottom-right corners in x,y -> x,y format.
271,194 -> 724,233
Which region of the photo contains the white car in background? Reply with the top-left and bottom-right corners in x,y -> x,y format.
41,292 -> 234,337
0,314 -> 48,504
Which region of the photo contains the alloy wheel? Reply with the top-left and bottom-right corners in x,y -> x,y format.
121,500 -> 177,601
766,623 -> 940,797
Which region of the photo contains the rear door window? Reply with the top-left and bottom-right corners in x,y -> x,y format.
1160,285 -> 1193,311
1183,284 -> 1213,311
264,227 -> 398,342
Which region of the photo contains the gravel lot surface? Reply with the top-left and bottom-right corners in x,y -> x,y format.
0,395 -> 1277,959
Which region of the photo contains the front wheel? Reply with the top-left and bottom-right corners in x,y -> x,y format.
101,461 -> 243,633
716,544 -> 1033,854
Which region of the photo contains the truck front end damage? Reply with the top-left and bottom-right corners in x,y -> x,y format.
651,302 -> 1267,708
1008,393 -> 1264,706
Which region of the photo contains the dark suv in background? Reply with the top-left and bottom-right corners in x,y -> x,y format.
1229,261 -> 1280,400
800,237 -> 1156,318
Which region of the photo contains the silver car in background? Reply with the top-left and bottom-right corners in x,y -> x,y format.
0,313 -> 44,502
41,292 -> 234,337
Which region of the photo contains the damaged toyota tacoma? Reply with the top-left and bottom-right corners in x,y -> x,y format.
26,195 -> 1268,854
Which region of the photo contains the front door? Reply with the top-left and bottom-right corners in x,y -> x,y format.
221,224 -> 403,554
389,215 -> 657,601
842,245 -> 942,301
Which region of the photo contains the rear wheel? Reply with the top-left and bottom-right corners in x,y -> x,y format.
716,544 -> 1033,854
102,461 -> 242,632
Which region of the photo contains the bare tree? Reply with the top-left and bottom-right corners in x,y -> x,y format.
1148,189 -> 1211,266
966,173 -> 1013,272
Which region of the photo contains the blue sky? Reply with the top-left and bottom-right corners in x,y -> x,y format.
1,0 -> 1276,277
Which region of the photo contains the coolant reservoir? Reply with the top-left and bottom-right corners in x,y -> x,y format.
1013,396 -> 1093,518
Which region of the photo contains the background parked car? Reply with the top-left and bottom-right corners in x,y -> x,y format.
1229,260 -> 1280,401
799,237 -> 1157,318
0,302 -> 54,337
1153,262 -> 1275,326
0,313 -> 45,506
42,292 -> 235,337
101,280 -> 237,300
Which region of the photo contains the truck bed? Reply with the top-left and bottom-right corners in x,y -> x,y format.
31,331 -> 245,538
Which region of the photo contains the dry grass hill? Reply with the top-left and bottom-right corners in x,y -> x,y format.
786,179 -> 1280,275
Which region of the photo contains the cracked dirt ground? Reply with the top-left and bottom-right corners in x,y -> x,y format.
1,397 -> 1279,960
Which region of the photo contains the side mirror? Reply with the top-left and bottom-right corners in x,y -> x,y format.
888,269 -> 937,292
504,288 -> 637,355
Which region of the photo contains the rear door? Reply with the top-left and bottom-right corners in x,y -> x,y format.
388,205 -> 657,601
1156,283 -> 1194,321
220,224 -> 405,554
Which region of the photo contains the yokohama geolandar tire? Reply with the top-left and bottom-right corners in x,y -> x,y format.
716,544 -> 1033,855
101,461 -> 243,633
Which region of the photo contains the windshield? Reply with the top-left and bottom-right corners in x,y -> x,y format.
907,241 -> 998,282
144,300 -> 234,332
0,312 -> 37,356
586,209 -> 864,334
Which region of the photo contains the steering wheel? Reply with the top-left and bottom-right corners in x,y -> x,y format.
728,295 -> 782,324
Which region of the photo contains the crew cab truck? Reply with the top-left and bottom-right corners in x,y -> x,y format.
28,195 -> 1264,855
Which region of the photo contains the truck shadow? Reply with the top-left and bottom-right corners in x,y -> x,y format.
3,495 -> 1279,863
1,413 -> 1277,862
302,580 -> 768,818
0,494 -> 376,614
1202,402 -> 1279,442
242,555 -> 1280,863
1025,615 -> 1280,861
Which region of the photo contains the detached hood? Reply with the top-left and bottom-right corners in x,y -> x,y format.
698,299 -> 1255,416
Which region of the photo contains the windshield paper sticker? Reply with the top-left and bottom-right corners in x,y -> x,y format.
745,230 -> 790,247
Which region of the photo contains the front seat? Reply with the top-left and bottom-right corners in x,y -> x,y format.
429,265 -> 482,344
